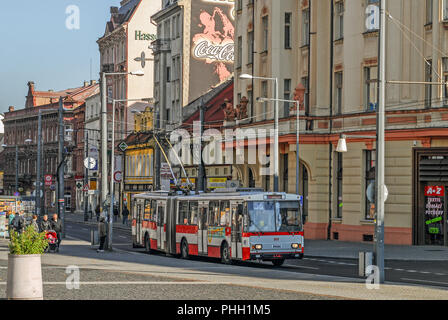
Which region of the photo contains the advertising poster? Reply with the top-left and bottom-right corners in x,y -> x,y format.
424,186 -> 445,245
189,0 -> 235,104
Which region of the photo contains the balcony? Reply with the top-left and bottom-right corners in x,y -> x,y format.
150,39 -> 171,54
101,64 -> 115,73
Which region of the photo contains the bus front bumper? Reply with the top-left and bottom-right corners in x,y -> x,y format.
249,252 -> 304,261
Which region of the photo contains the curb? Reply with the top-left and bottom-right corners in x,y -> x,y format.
304,254 -> 448,262
65,218 -> 132,233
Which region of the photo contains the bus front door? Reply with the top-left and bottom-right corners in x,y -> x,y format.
136,203 -> 142,245
231,202 -> 244,259
157,201 -> 166,251
198,203 -> 208,255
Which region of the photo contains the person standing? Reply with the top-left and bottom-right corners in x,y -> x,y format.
31,215 -> 39,233
97,216 -> 107,253
40,214 -> 52,232
95,205 -> 101,222
51,214 -> 62,249
122,205 -> 129,226
12,211 -> 25,234
113,205 -> 119,223
8,211 -> 15,234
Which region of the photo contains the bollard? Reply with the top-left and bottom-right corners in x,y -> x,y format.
90,228 -> 98,246
359,251 -> 373,277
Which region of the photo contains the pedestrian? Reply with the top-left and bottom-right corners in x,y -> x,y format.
40,214 -> 52,232
97,216 -> 107,253
113,205 -> 119,223
51,213 -> 63,249
30,215 -> 40,233
122,205 -> 129,226
95,205 -> 101,222
8,211 -> 15,231
12,211 -> 25,234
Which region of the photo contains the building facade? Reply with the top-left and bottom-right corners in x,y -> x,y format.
230,0 -> 448,246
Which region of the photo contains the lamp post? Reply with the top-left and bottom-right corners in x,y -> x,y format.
240,74 -> 279,192
106,97 -> 151,251
100,70 -> 144,220
257,97 -> 302,195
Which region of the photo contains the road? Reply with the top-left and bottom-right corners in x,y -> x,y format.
65,221 -> 448,290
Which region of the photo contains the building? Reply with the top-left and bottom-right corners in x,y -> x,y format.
2,81 -> 98,214
98,0 -> 160,142
229,0 -> 448,246
151,0 -> 235,130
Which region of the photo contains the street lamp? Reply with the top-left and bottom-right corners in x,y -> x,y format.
257,97 -> 302,196
106,97 -> 152,251
240,74 -> 279,192
100,70 -> 144,222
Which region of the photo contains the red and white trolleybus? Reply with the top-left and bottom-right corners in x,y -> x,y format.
131,188 -> 304,266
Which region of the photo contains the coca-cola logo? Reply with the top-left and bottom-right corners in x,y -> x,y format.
193,40 -> 234,63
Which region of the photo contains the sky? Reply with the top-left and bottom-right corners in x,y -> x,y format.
0,0 -> 121,118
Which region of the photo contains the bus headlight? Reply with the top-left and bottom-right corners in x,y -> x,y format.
252,244 -> 262,250
291,243 -> 300,249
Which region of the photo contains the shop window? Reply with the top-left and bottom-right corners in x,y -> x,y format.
365,150 -> 376,220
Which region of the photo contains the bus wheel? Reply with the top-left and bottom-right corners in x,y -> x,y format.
221,242 -> 232,264
180,239 -> 189,259
144,234 -> 150,253
272,259 -> 285,267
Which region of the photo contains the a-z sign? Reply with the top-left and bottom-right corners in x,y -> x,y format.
424,186 -> 445,197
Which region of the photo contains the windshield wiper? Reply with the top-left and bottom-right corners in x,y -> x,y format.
248,214 -> 264,235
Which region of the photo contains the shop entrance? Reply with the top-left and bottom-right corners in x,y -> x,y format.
414,149 -> 448,246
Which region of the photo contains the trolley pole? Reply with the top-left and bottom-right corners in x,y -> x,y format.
57,97 -> 66,239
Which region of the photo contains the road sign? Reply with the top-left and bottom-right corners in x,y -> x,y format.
83,184 -> 89,192
76,181 -> 83,189
118,141 -> 128,152
45,175 -> 53,186
84,157 -> 97,170
114,171 -> 122,183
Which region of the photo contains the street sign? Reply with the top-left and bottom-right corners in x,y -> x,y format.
76,181 -> 83,189
83,184 -> 89,192
114,171 -> 122,183
118,141 -> 128,152
84,157 -> 97,170
44,175 -> 53,186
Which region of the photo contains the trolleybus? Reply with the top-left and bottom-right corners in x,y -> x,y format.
131,188 -> 304,266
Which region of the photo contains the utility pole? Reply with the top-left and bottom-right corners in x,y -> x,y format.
57,97 -> 66,239
375,0 -> 386,284
15,145 -> 18,194
155,108 -> 160,191
273,78 -> 279,192
108,100 -> 116,251
36,109 -> 42,216
197,100 -> 206,192
100,72 -> 108,215
84,130 -> 89,221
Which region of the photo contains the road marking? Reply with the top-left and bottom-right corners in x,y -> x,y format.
119,236 -> 127,239
284,264 -> 319,270
0,281 -> 233,285
400,278 -> 448,286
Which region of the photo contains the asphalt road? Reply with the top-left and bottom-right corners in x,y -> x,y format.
65,221 -> 448,290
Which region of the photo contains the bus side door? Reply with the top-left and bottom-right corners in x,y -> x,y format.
136,201 -> 143,245
231,201 -> 244,259
157,200 -> 166,251
198,201 -> 208,255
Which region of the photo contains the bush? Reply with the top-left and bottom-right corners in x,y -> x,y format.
9,226 -> 48,255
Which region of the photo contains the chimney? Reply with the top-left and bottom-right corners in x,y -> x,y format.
27,81 -> 35,91
48,89 -> 54,92
110,6 -> 119,15
8,106 -> 14,112
84,81 -> 89,87
90,80 -> 97,86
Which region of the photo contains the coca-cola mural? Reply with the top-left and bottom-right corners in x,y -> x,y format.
189,0 -> 234,104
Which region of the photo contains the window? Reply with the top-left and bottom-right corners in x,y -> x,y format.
302,9 -> 310,46
189,201 -> 198,225
237,36 -> 242,68
247,31 -> 254,64
444,0 -> 448,21
237,0 -> 242,11
282,154 -> 288,193
443,58 -> 448,103
426,0 -> 433,24
262,16 -> 269,52
166,66 -> 171,82
219,201 -> 231,226
283,79 -> 291,118
301,76 -> 309,113
178,201 -> 189,224
284,12 -> 292,49
425,59 -> 432,108
335,71 -> 343,114
365,150 -> 376,220
208,201 -> 220,226
364,66 -> 378,111
336,152 -> 343,219
261,81 -> 268,121
335,1 -> 344,40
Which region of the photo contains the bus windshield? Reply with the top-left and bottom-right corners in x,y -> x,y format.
247,201 -> 301,233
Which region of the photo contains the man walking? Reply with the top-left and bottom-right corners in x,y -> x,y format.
51,213 -> 62,250
12,211 -> 25,234
122,205 -> 129,226
97,216 -> 107,253
40,214 -> 52,232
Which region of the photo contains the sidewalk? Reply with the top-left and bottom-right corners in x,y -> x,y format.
66,211 -> 131,232
305,239 -> 448,261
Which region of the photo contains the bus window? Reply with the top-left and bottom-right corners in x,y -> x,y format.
144,200 -> 151,221
220,201 -> 230,227
208,201 -> 219,226
178,201 -> 189,225
189,201 -> 198,225
150,200 -> 157,222
199,207 -> 207,230
278,201 -> 301,232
